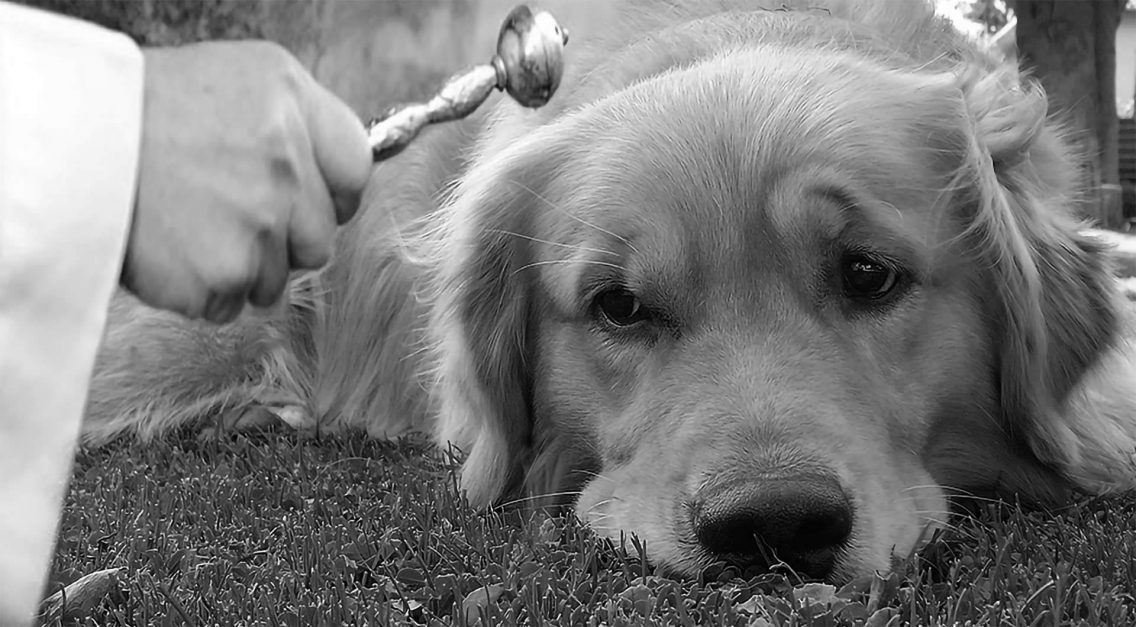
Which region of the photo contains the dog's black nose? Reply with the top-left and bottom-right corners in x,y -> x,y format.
693,474 -> 853,580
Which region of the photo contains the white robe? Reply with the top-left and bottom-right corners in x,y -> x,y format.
0,2 -> 142,624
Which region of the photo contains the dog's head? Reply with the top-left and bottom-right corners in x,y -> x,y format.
424,1 -> 1136,582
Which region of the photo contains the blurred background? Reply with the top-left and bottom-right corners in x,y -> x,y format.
16,0 -> 1136,229
12,0 -> 612,120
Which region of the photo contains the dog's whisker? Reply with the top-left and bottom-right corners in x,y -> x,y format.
900,484 -> 953,494
941,510 -> 987,527
585,496 -> 622,514
902,484 -> 981,498
497,490 -> 585,509
909,506 -> 954,518
902,485 -> 1018,511
910,486 -> 1014,508
572,469 -> 616,483
512,259 -> 626,275
485,229 -> 620,258
583,509 -> 620,534
504,178 -> 641,255
583,509 -> 614,522
910,510 -> 969,535
915,512 -> 987,539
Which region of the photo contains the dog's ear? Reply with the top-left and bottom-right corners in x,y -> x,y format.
957,68 -> 1136,495
426,121 -> 568,508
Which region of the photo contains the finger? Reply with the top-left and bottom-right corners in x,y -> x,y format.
121,231 -> 210,320
287,151 -> 338,271
203,292 -> 246,325
201,235 -> 262,324
249,229 -> 291,308
302,79 -> 372,225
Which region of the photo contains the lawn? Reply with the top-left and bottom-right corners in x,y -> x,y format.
43,431 -> 1136,626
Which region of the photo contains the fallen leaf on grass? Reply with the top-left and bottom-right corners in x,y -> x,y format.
39,567 -> 125,623
792,582 -> 838,608
865,606 -> 901,627
462,583 -> 505,624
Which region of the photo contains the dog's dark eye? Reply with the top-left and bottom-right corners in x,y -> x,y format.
841,255 -> 898,300
595,289 -> 651,327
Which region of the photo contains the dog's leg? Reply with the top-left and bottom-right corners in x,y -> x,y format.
301,129 -> 468,439
81,284 -> 315,445
1040,299 -> 1136,494
83,117 -> 475,445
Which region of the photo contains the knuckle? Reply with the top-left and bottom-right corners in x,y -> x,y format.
294,239 -> 333,270
250,40 -> 309,101
251,194 -> 291,241
235,191 -> 283,245
267,146 -> 300,189
248,40 -> 299,73
257,106 -> 308,191
243,50 -> 309,183
123,262 -> 205,319
204,263 -> 255,300
307,244 -> 332,268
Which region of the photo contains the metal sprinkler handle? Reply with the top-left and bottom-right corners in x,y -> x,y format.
366,4 -> 569,162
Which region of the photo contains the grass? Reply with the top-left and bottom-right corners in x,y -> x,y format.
45,431 -> 1136,626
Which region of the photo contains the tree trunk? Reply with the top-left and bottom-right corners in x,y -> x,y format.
1015,0 -> 1125,227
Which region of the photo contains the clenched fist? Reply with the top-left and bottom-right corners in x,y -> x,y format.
122,40 -> 371,323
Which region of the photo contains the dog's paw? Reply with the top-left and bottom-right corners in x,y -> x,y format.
198,391 -> 315,440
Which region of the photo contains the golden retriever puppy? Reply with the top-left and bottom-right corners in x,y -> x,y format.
84,0 -> 1136,582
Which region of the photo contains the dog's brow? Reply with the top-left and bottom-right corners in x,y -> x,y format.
805,185 -> 927,267
504,178 -> 641,255
513,259 -> 625,276
818,186 -> 858,214
485,229 -> 620,258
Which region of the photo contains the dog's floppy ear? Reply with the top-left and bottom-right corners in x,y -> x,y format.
956,67 -> 1136,495
426,119 -> 569,508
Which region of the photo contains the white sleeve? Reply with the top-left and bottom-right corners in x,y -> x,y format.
0,3 -> 143,625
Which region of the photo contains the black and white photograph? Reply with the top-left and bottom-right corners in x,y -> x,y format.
3,0 -> 1136,624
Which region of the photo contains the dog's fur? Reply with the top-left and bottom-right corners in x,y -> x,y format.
85,0 -> 1136,582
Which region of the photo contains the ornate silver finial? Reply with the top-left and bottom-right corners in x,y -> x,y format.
367,5 -> 569,161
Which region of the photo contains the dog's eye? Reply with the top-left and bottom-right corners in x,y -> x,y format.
841,255 -> 898,300
595,289 -> 651,327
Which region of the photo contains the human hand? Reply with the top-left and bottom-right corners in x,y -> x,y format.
122,40 -> 371,323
